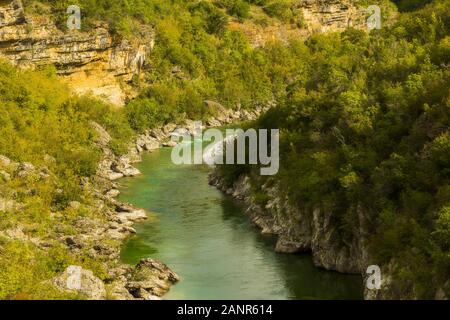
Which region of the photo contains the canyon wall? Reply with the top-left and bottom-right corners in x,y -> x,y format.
300,0 -> 367,32
0,0 -> 154,106
0,0 -> 369,102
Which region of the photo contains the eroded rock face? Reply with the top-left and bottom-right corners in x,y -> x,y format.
0,0 -> 154,106
52,261 -> 179,300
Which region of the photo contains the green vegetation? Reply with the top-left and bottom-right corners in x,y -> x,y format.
1,0 -> 448,299
0,62 -> 132,299
218,0 -> 450,298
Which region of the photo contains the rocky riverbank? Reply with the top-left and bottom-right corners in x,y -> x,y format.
208,171 -> 450,300
208,172 -> 384,298
58,103 -> 267,299
0,154 -> 179,300
0,96 -> 265,300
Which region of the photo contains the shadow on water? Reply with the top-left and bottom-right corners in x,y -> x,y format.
119,148 -> 363,300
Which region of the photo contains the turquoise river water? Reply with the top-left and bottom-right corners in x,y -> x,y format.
119,148 -> 363,300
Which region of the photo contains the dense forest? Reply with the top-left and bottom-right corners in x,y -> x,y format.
0,0 -> 448,299
218,0 -> 450,298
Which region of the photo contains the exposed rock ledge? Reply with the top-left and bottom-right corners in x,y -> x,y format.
208,172 -> 378,297
229,0 -> 367,48
53,259 -> 179,300
0,101 -> 268,299
0,0 -> 154,106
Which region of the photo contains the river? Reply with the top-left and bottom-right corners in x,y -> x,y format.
119,148 -> 363,300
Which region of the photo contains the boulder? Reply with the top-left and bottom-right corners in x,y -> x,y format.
206,118 -> 222,127
112,157 -> 141,177
136,135 -> 160,151
105,189 -> 120,198
275,237 -> 308,253
143,139 -> 160,151
163,123 -> 177,135
149,128 -> 166,141
108,172 -> 124,181
162,141 -> 178,148
109,281 -> 135,300
119,166 -> 141,177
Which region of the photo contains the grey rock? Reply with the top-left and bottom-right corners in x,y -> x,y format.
0,155 -> 11,167
116,209 -> 147,222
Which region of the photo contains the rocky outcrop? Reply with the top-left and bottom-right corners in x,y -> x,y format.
126,259 -> 180,299
300,0 -> 366,32
0,0 -> 154,106
229,0 -> 367,47
52,260 -> 179,300
210,171 -> 442,299
210,173 -> 370,274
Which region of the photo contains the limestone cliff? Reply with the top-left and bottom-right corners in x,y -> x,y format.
229,0 -> 367,47
0,0 -> 154,106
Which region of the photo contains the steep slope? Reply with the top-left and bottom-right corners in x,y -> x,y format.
228,0 -> 368,47
0,0 -> 154,106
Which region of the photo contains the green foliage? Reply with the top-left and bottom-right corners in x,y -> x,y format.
216,0 -> 251,20
26,0 -> 309,123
